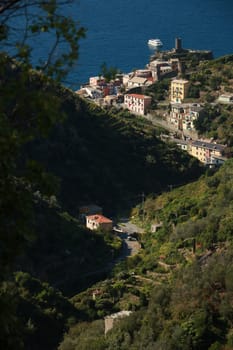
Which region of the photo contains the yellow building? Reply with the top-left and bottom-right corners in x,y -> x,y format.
170,79 -> 189,103
189,140 -> 226,165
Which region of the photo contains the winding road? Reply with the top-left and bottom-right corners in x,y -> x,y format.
76,219 -> 142,280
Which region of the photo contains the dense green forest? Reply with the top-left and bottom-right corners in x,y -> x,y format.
1,43 -> 233,350
0,55 -> 203,348
59,160 -> 233,350
189,55 -> 233,146
25,83 -> 203,215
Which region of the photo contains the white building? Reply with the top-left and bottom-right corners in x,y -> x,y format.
122,73 -> 133,86
89,76 -> 105,86
86,215 -> 113,232
124,94 -> 152,115
105,311 -> 133,334
218,94 -> 233,104
127,76 -> 152,89
147,59 -> 173,80
169,103 -> 203,131
134,69 -> 152,78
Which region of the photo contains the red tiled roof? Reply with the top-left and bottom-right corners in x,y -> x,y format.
126,93 -> 151,99
87,215 -> 112,224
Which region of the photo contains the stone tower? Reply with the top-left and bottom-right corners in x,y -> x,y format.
175,37 -> 182,52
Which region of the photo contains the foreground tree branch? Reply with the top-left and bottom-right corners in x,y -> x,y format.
0,0 -> 21,14
0,0 -> 86,81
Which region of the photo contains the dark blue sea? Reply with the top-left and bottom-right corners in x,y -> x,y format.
10,0 -> 233,88
67,0 -> 233,88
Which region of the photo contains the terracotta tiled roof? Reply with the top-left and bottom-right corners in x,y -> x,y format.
126,93 -> 151,99
87,215 -> 112,224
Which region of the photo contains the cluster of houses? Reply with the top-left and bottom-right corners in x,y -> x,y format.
79,204 -> 113,232
169,101 -> 203,131
77,75 -> 123,102
76,38 -> 232,167
174,138 -> 227,167
123,78 -> 190,116
76,70 -> 184,115
76,58 -> 178,108
165,78 -> 228,166
76,38 -> 184,110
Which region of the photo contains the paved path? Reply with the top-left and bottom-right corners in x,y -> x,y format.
71,220 -> 142,283
115,218 -> 143,257
117,218 -> 144,235
116,232 -> 141,258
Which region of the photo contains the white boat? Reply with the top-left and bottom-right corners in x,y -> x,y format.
148,38 -> 163,48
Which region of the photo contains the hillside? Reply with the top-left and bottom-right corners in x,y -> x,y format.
17,202 -> 122,295
0,56 -> 205,349
1,53 -> 233,349
24,84 -> 203,215
144,54 -> 233,149
15,75 -> 204,296
59,159 -> 233,350
188,54 -> 233,146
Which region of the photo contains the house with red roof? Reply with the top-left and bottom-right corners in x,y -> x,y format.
124,93 -> 152,115
86,214 -> 113,232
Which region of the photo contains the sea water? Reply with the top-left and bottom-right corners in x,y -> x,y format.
68,0 -> 233,88
5,0 -> 233,88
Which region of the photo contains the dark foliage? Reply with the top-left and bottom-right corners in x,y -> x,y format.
24,86 -> 203,215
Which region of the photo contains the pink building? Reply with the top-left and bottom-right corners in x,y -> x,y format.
124,94 -> 152,115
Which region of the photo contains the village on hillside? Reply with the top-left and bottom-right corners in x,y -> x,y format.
76,38 -> 232,168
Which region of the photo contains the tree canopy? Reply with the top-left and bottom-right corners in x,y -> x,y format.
0,0 -> 86,81
0,0 -> 86,271
0,2 -> 86,347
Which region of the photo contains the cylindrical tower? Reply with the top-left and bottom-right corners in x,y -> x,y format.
175,37 -> 182,52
